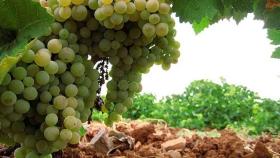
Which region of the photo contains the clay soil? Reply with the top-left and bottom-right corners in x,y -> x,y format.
1,120 -> 280,158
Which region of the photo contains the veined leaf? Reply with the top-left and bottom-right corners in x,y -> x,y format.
0,0 -> 53,83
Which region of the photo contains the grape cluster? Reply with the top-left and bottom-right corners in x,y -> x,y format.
44,0 -> 180,125
0,0 -> 180,157
0,27 -> 99,157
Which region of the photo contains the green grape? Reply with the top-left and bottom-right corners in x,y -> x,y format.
24,135 -> 36,148
78,86 -> 89,97
115,31 -> 127,42
35,49 -> 51,67
101,4 -> 114,17
11,67 -> 27,80
1,74 -> 11,86
58,47 -> 75,63
59,29 -> 69,40
58,0 -> 71,7
111,41 -> 120,50
70,63 -> 85,77
94,8 -> 106,21
118,90 -> 128,100
86,18 -> 99,31
67,97 -> 78,109
59,129 -> 72,141
126,2 -> 136,14
76,98 -> 85,111
62,107 -> 76,117
56,60 -> 67,74
72,0 -> 85,5
54,95 -> 68,110
23,77 -> 35,87
44,61 -> 59,75
1,91 -> 17,106
11,121 -> 25,133
61,71 -> 75,85
71,5 -> 88,21
27,64 -> 39,77
22,50 -> 35,63
142,23 -> 155,38
109,56 -> 120,65
101,0 -> 112,5
31,39 -> 46,52
48,39 -> 62,54
156,23 -> 169,37
35,71 -> 50,85
129,27 -> 141,39
44,126 -> 59,141
69,131 -> 80,144
98,39 -> 111,52
146,0 -> 159,13
140,10 -> 150,20
23,87 -> 38,100
79,27 -> 90,39
82,77 -> 92,88
159,2 -> 170,14
36,140 -> 49,154
46,105 -> 59,114
123,97 -> 133,107
49,86 -> 60,97
26,151 -> 40,158
118,80 -> 129,90
65,84 -> 78,97
63,116 -> 77,129
110,13 -> 123,25
40,91 -> 52,103
59,6 -> 72,20
107,80 -> 117,90
114,103 -> 127,113
37,103 -> 49,115
108,112 -> 121,121
45,113 -> 58,126
128,81 -> 139,92
129,46 -> 142,58
8,80 -> 24,94
64,20 -> 78,33
7,112 -> 22,121
149,14 -> 160,24
104,30 -> 115,40
15,99 -> 30,114
134,0 -> 146,11
114,1 -> 127,14
40,154 -> 52,158
14,147 -> 25,158
88,0 -> 99,10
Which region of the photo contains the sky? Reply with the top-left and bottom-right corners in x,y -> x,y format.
141,14 -> 280,100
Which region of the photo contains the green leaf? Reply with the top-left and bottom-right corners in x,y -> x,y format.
271,47 -> 280,59
192,17 -> 210,34
0,0 -> 53,83
172,0 -> 221,23
268,29 -> 280,45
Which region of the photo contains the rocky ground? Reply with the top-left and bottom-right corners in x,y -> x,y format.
1,120 -> 280,158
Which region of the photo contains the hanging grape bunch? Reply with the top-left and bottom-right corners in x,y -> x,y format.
0,0 -> 180,157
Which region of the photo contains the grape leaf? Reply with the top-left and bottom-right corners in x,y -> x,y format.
268,29 -> 280,45
0,0 -> 53,83
271,47 -> 280,58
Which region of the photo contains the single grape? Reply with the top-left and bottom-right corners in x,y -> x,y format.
61,71 -> 75,85
142,23 -> 155,38
40,91 -> 53,103
102,0 -> 112,5
69,131 -> 80,144
63,116 -> 77,129
48,39 -> 62,54
31,39 -> 46,52
67,97 -> 78,109
22,50 -> 35,63
159,2 -> 170,14
35,71 -> 50,85
65,84 -> 78,97
11,67 -> 27,80
71,5 -> 88,21
156,23 -> 169,37
114,1 -> 127,14
54,95 -> 68,110
8,80 -> 24,94
98,39 -> 111,52
58,0 -> 71,7
56,60 -> 67,74
62,107 -> 76,117
44,126 -> 60,141
46,105 -> 59,114
110,13 -> 123,26
88,0 -> 99,10
146,0 -> 159,13
126,2 -> 136,14
35,48 -> 51,67
36,140 -> 49,154
58,47 -> 75,63
59,28 -> 70,40
59,129 -> 73,141
45,113 -> 58,126
23,87 -> 38,100
14,99 -> 30,114
149,14 -> 160,24
101,4 -> 114,17
49,85 -> 60,97
134,0 -> 146,11
59,6 -> 72,19
1,91 -> 17,106
23,77 -> 35,87
70,63 -> 85,77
